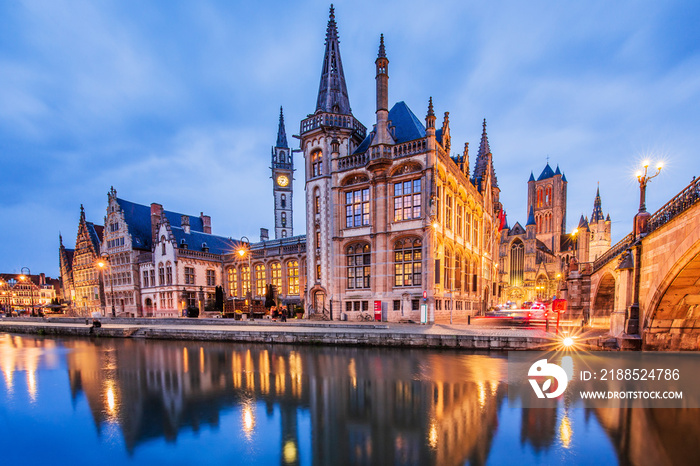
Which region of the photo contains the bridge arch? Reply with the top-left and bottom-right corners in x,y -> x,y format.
591,272 -> 616,327
644,239 -> 700,350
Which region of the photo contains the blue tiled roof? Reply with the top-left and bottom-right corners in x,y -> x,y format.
537,163 -> 555,181
116,198 -> 205,250
388,101 -> 426,144
354,133 -> 372,155
528,172 -> 535,182
171,227 -> 236,255
526,206 -> 536,226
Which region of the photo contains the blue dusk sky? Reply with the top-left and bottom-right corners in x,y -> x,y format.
1,0 -> 699,277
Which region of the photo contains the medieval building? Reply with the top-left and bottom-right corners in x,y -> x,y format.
498,164 -> 611,305
58,205 -> 104,316
298,7 -> 501,322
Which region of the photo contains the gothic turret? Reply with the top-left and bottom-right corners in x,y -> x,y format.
591,185 -> 604,222
370,34 -> 394,151
315,5 -> 352,115
472,119 -> 498,190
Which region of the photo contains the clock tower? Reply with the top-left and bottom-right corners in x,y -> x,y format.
272,106 -> 293,239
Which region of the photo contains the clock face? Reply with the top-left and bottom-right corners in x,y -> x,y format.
277,175 -> 289,187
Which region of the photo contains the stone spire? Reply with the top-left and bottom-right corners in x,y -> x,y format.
371,33 -> 393,147
315,5 -> 352,115
276,106 -> 288,148
462,142 -> 470,177
591,184 -> 604,222
80,204 -> 85,221
472,119 -> 498,188
425,97 -> 436,136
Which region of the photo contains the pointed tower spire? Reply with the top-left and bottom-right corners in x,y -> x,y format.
80,204 -> 85,220
472,118 -> 498,188
462,142 -> 470,177
316,4 -> 351,115
276,106 -> 288,148
378,33 -> 386,58
526,206 -> 536,226
591,184 -> 604,222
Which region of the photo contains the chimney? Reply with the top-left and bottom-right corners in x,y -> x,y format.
260,228 -> 269,242
200,212 -> 211,234
181,215 -> 190,234
39,273 -> 46,285
150,203 -> 163,242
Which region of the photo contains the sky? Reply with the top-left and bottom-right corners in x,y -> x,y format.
1,0 -> 699,277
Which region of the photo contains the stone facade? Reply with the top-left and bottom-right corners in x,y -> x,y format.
499,166 -> 611,306
299,10 -> 501,323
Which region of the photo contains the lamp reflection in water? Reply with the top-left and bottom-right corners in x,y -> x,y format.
283,440 -> 298,464
559,412 -> 573,449
428,421 -> 438,449
241,400 -> 256,441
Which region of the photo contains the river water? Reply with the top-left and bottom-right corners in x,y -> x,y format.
0,333 -> 696,465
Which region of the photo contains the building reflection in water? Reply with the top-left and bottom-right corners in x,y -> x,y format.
0,334 -> 698,465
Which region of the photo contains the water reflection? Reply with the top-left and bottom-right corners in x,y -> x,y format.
0,334 -> 697,465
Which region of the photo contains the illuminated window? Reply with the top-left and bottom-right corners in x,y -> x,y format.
184,267 -> 195,285
312,150 -> 323,177
271,263 -> 281,291
255,264 -> 266,297
287,261 -> 299,295
227,268 -> 238,297
345,188 -> 370,228
241,265 -> 250,296
393,179 -> 421,221
394,239 -> 422,287
347,244 -> 371,289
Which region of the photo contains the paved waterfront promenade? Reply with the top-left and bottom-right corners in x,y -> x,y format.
0,316 -> 604,350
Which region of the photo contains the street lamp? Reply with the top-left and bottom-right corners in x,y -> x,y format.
97,256 -> 115,317
20,267 -> 35,316
636,160 -> 663,213
237,236 -> 253,317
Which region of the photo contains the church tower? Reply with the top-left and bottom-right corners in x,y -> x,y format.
272,106 -> 293,239
300,5 -> 366,314
527,163 -> 567,254
588,185 -> 611,261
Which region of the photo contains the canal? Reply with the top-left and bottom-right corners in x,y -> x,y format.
0,333 -> 696,465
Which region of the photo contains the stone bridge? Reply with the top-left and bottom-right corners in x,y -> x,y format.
568,177 -> 700,350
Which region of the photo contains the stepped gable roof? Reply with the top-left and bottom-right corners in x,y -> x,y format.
116,198 -> 204,250
171,227 -> 235,256
537,163 -> 555,181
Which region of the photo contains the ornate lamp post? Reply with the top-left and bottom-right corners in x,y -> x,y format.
97,256 -> 116,317
634,160 -> 663,238
237,236 -> 253,317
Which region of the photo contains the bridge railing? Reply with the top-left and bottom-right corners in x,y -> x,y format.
647,176 -> 700,234
592,233 -> 633,272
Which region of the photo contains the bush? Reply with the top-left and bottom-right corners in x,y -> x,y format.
186,306 -> 200,318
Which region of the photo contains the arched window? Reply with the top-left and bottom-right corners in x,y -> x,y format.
281,194 -> 286,208
394,239 -> 422,287
537,188 -> 543,208
287,261 -> 299,295
281,230 -> 287,238
227,267 -> 238,297
158,263 -> 165,286
445,195 -> 453,230
536,276 -> 547,300
312,150 -> 323,177
255,264 -> 266,297
545,186 -> 552,206
271,262 -> 281,292
444,248 -> 452,289
472,259 -> 478,292
281,212 -> 287,227
241,265 -> 251,297
161,236 -> 167,255
347,244 -> 371,289
464,256 -> 470,292
455,253 -> 462,291
510,239 -> 525,286
314,188 -> 321,215
165,262 -> 172,285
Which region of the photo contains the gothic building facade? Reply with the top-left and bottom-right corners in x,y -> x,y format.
58,205 -> 104,316
298,8 -> 501,322
498,164 -> 611,305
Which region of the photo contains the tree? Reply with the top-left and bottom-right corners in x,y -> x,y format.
264,284 -> 276,309
215,286 -> 224,313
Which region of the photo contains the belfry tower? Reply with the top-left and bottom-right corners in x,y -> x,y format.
588,185 -> 611,261
272,107 -> 293,239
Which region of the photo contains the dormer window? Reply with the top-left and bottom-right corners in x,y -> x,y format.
201,242 -> 209,252
180,239 -> 188,249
